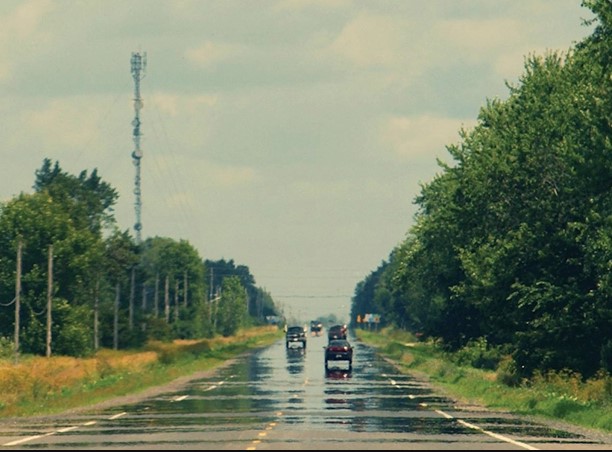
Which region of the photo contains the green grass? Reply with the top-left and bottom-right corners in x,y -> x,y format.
0,326 -> 283,418
356,327 -> 612,434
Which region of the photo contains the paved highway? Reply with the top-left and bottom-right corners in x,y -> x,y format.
0,333 -> 609,450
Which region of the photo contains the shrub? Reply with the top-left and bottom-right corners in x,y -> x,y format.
454,337 -> 504,370
0,338 -> 14,360
496,355 -> 522,387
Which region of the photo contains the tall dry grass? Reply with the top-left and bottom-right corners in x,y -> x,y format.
0,351 -> 158,416
0,325 -> 281,417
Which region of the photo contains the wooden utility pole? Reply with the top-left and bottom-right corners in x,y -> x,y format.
154,272 -> 159,318
14,240 -> 22,362
183,271 -> 188,308
114,283 -> 120,350
164,275 -> 170,323
174,279 -> 179,322
94,276 -> 100,350
129,266 -> 135,330
46,245 -> 53,358
141,284 -> 147,332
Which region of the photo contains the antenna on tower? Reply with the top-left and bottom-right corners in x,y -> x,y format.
130,50 -> 146,244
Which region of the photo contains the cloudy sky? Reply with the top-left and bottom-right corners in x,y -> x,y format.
0,1 -> 595,323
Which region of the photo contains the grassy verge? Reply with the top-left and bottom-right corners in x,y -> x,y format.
356,327 -> 612,434
0,325 -> 283,418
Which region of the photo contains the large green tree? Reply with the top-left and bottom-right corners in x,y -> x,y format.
355,0 -> 612,378
216,276 -> 248,337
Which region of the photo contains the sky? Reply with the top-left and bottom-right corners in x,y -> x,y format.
0,0 -> 596,324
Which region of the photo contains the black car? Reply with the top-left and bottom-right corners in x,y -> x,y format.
324,339 -> 353,370
285,325 -> 307,349
310,320 -> 323,336
327,324 -> 347,340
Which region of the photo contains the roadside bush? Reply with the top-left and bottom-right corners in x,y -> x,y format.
185,340 -> 212,356
601,340 -> 612,372
0,337 -> 13,360
496,355 -> 523,387
454,337 -> 504,370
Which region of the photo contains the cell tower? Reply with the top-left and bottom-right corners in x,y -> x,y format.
130,51 -> 146,244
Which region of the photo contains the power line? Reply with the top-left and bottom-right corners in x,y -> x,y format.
275,295 -> 351,298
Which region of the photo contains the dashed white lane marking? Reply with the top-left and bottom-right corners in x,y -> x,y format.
2,377 -> 237,447
4,432 -> 55,447
389,377 -> 539,450
3,420 -> 99,446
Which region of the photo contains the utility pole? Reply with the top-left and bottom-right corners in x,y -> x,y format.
129,266 -> 135,330
46,245 -> 53,358
164,275 -> 170,323
14,240 -> 22,362
114,283 -> 120,350
130,50 -> 146,244
94,277 -> 100,350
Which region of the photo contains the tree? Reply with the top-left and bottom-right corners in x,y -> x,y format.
216,276 -> 247,337
140,236 -> 210,339
356,0 -> 612,378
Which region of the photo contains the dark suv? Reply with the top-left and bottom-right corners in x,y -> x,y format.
286,325 -> 307,349
324,339 -> 353,370
327,324 -> 347,341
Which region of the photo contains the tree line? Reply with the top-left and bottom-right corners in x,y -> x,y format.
0,159 -> 280,358
351,0 -> 611,380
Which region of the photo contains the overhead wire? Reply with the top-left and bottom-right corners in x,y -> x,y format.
145,99 -> 204,244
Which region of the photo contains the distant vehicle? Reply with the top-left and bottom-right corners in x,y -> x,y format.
324,339 -> 353,370
286,325 -> 307,349
327,324 -> 347,341
310,320 -> 323,336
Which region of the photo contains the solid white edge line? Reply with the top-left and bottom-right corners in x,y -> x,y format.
434,409 -> 539,450
4,434 -> 48,447
456,419 -> 540,450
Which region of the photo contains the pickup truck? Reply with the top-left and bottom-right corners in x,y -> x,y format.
286,325 -> 307,349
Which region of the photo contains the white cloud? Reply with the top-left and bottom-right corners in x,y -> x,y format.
436,18 -> 521,56
185,41 -> 243,68
275,0 -> 350,10
329,12 -> 407,68
381,114 -> 476,162
212,165 -> 258,187
0,0 -> 55,82
1,0 -> 53,38
26,98 -> 104,150
150,91 -> 218,117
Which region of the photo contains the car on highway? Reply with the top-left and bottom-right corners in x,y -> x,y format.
327,324 -> 347,340
324,339 -> 353,370
285,325 -> 307,349
310,320 -> 323,336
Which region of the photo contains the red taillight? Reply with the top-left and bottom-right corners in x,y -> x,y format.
328,346 -> 350,352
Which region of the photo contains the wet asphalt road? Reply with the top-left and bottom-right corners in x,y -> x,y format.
0,333 -> 610,450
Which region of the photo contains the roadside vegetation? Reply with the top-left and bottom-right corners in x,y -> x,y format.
357,327 -> 612,434
0,325 -> 282,418
351,0 -> 611,418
